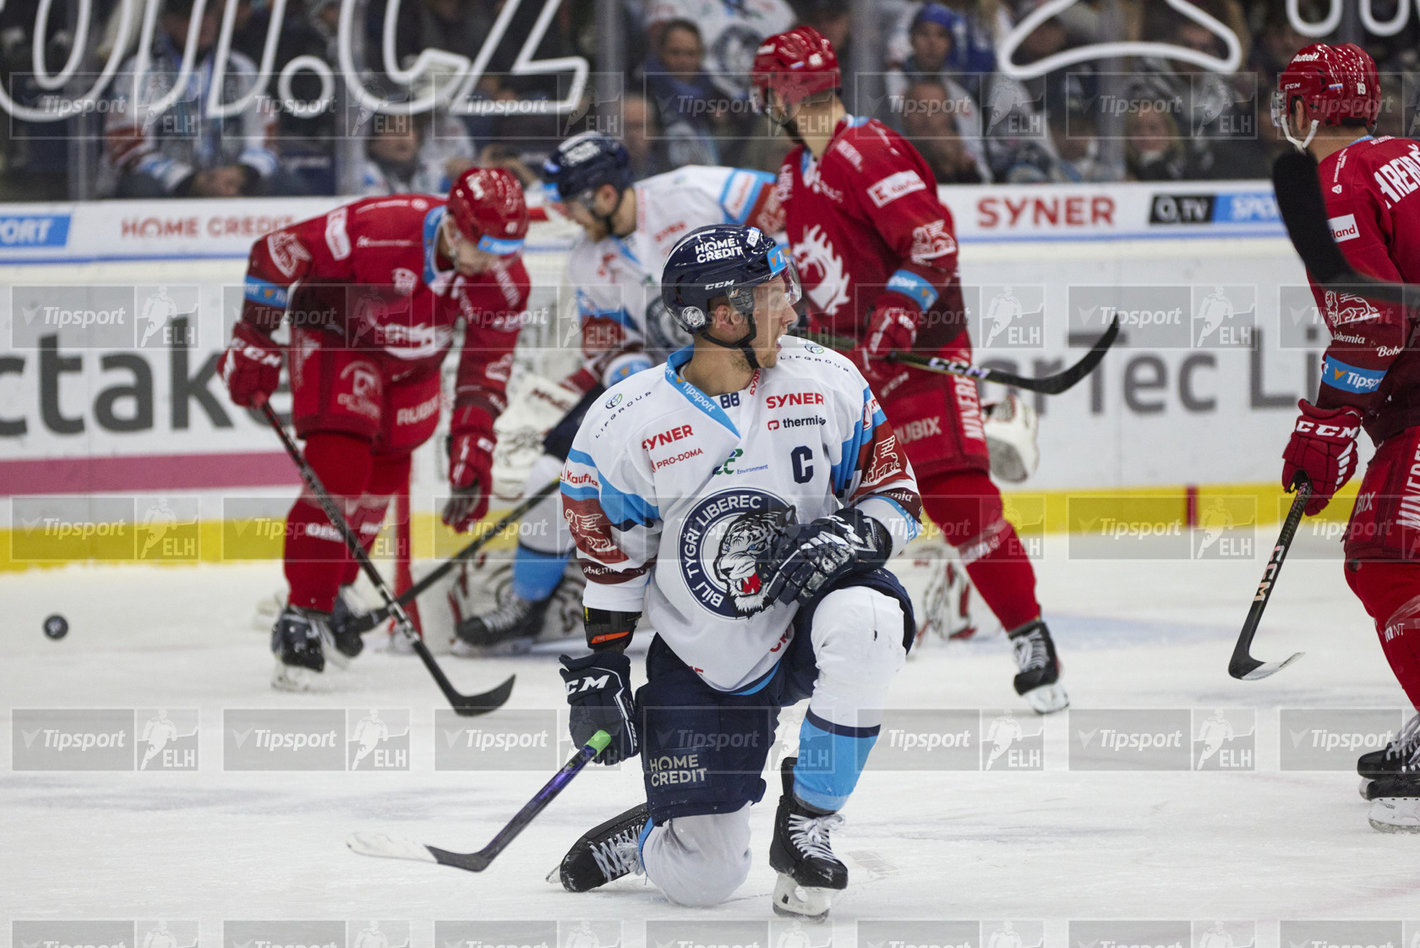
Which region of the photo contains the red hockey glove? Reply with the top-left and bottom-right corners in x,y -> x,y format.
220,321 -> 283,408
1281,398 -> 1363,515
850,295 -> 919,385
443,405 -> 496,532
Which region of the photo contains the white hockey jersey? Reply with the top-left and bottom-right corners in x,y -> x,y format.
562,337 -> 922,691
565,165 -> 783,392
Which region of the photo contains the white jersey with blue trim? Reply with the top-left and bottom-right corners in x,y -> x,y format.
561,336 -> 922,692
566,165 -> 782,387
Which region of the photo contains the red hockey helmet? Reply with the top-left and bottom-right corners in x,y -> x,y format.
446,167 -> 529,256
751,26 -> 841,111
1273,42 -> 1380,132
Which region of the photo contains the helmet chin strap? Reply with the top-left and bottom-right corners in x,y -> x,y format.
698,313 -> 762,370
596,186 -> 632,239
1283,116 -> 1319,153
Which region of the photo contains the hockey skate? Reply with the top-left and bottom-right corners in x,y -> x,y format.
326,586 -> 366,663
452,590 -> 552,656
1359,712 -> 1420,799
1364,738 -> 1420,832
1008,619 -> 1069,714
769,757 -> 847,921
270,605 -> 332,691
550,803 -> 648,891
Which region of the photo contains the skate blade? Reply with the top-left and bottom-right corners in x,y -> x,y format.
270,659 -> 323,692
1023,681 -> 1069,714
771,874 -> 839,922
1368,796 -> 1420,832
1359,777 -> 1375,801
450,637 -> 538,658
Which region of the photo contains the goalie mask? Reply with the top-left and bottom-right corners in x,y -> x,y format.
660,224 -> 801,366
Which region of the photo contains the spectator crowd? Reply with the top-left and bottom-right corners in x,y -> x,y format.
2,0 -> 1418,200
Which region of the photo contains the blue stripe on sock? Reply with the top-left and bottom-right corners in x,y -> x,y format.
794,711 -> 881,811
511,545 -> 569,601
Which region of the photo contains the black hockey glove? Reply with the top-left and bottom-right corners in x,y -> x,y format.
559,651 -> 639,765
760,507 -> 892,606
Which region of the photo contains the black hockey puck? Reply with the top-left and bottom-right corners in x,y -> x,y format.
43,614 -> 68,640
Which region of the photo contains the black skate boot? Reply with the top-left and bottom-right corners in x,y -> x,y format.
1365,740 -> 1420,832
769,757 -> 847,920
453,591 -> 552,655
270,605 -> 329,691
1008,619 -> 1069,714
1358,712 -> 1420,795
326,585 -> 366,663
550,803 -> 648,891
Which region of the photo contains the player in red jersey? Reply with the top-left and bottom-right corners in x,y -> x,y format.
751,26 -> 1066,713
219,168 -> 531,690
1273,43 -> 1420,829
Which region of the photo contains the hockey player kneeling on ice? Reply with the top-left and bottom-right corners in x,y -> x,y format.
553,224 -> 922,918
1271,43 -> 1420,832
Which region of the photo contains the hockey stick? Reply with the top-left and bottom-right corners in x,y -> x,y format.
345,477 -> 563,634
1228,474 -> 1311,681
260,403 -> 515,716
347,729 -> 611,872
1272,150 -> 1420,309
802,314 -> 1119,394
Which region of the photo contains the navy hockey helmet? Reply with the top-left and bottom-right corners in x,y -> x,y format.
660,224 -> 801,341
541,131 -> 633,204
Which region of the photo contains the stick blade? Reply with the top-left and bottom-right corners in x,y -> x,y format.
427,844 -> 495,872
347,831 -> 438,863
452,673 -> 517,717
1229,650 -> 1305,681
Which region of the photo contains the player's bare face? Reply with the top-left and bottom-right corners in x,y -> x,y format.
441,219 -> 497,276
751,277 -> 797,367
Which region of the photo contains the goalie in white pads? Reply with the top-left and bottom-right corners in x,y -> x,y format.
553,224 -> 922,919
452,131 -> 784,652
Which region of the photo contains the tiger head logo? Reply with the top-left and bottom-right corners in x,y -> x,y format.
712,505 -> 795,615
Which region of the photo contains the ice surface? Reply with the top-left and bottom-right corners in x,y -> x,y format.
4,531 -> 1419,944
